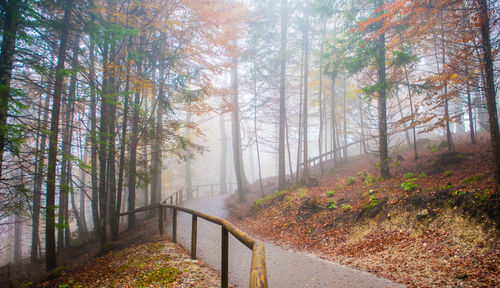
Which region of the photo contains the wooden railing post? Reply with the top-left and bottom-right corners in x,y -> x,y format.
191,214 -> 197,260
172,208 -> 177,243
158,206 -> 164,235
175,191 -> 178,205
221,227 -> 229,288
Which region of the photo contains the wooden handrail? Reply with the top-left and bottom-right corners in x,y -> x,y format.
119,202 -> 268,288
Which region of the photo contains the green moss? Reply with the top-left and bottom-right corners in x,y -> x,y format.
327,198 -> 337,209
363,196 -> 377,210
249,190 -> 288,215
346,176 -> 356,185
401,178 -> 418,191
444,170 -> 453,177
326,190 -> 335,196
462,174 -> 483,184
341,204 -> 352,211
364,174 -> 376,186
404,172 -> 414,179
134,267 -> 180,288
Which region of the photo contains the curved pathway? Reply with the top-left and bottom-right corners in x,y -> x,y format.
167,195 -> 403,288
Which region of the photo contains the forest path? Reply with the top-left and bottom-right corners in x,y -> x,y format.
167,195 -> 404,288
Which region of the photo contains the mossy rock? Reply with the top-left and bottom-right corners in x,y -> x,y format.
431,152 -> 464,174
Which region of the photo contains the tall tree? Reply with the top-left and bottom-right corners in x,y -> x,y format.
0,0 -> 22,178
231,57 -> 247,202
45,0 -> 74,271
478,0 -> 500,196
278,0 -> 288,190
301,2 -> 310,183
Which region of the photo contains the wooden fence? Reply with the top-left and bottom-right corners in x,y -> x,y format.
119,182 -> 267,288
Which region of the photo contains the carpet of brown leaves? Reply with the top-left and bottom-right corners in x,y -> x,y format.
229,136 -> 499,287
3,218 -> 226,288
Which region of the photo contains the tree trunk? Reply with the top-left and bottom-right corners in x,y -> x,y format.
440,19 -> 454,151
31,89 -> 51,263
0,0 -> 21,179
231,57 -> 247,201
151,57 -> 164,205
88,3 -> 100,239
402,63 -> 417,160
278,0 -> 288,189
331,76 -> 338,164
116,38 -> 132,231
14,213 -> 21,263
465,63 -> 476,145
252,70 -> 265,197
295,43 -> 304,184
302,3 -> 310,182
478,0 -> 500,195
318,21 -> 326,175
127,56 -> 142,230
45,0 -> 73,271
219,112 -> 228,194
376,0 -> 390,178
342,76 -> 348,162
185,112 -> 193,200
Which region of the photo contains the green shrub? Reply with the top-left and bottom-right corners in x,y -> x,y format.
444,170 -> 453,177
326,190 -> 335,196
441,184 -> 453,190
327,199 -> 337,209
418,172 -> 427,178
363,196 -> 377,210
477,190 -> 489,201
341,204 -> 352,211
249,190 -> 288,215
364,174 -> 376,186
401,178 -> 418,191
463,175 -> 482,184
404,172 -> 414,179
375,160 -> 381,168
347,176 -> 356,185
451,190 -> 466,197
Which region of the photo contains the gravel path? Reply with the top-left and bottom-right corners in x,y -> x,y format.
166,195 -> 403,288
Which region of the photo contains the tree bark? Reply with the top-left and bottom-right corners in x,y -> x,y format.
31,86 -> 51,263
185,112 -> 193,200
127,54 -> 142,230
318,21 -> 326,174
45,0 -> 73,271
230,57 -> 247,201
219,112 -> 227,194
278,0 -> 288,189
376,0 -> 390,178
302,3 -> 310,182
0,0 -> 21,179
478,0 -> 500,195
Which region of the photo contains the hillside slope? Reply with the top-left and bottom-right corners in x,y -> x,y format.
228,138 -> 499,287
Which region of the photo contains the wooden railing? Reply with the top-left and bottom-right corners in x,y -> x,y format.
119,182 -> 267,288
